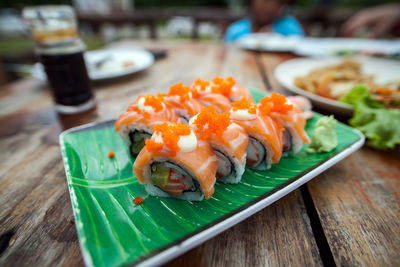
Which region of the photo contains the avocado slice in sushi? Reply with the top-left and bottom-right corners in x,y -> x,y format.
129,131 -> 151,156
150,162 -> 197,196
151,163 -> 169,187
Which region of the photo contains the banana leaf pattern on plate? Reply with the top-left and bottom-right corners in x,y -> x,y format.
60,90 -> 363,267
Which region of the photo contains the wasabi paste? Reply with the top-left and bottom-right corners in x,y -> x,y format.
307,116 -> 338,153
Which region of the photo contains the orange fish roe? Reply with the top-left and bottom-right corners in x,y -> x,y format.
145,139 -> 164,151
215,112 -> 232,146
212,76 -> 223,84
133,196 -> 144,205
168,83 -> 197,101
192,79 -> 218,94
145,123 -> 192,156
216,112 -> 231,133
127,105 -> 151,118
157,93 -> 167,98
231,98 -> 257,114
142,95 -> 164,112
126,95 -> 165,117
192,107 -> 231,140
108,151 -> 115,158
211,76 -> 236,97
142,112 -> 151,118
259,92 -> 293,115
193,79 -> 209,90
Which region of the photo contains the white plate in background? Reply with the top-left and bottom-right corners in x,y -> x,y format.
236,33 -> 301,52
294,38 -> 400,57
274,56 -> 400,116
237,35 -> 400,56
31,48 -> 154,82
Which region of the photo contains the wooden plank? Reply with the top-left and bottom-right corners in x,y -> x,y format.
308,148 -> 400,266
0,42 -> 321,266
165,190 -> 322,267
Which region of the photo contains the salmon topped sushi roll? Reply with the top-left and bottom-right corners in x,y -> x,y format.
210,76 -> 254,103
230,99 -> 284,170
191,79 -> 232,113
287,96 -> 314,120
162,83 -> 204,123
189,106 -> 249,184
259,93 -> 310,154
133,123 -> 218,200
115,95 -> 181,157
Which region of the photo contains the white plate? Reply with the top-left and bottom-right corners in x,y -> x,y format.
274,56 -> 400,116
31,48 -> 154,82
294,38 -> 400,57
236,33 -> 301,52
237,36 -> 400,56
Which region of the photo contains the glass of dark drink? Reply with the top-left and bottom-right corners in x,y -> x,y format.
23,6 -> 95,114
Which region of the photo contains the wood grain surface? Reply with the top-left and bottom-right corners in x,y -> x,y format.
165,190 -> 322,267
0,41 -> 399,267
308,148 -> 400,266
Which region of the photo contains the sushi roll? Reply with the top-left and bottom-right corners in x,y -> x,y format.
259,93 -> 310,155
191,79 -> 232,113
115,95 -> 181,157
162,83 -> 204,123
133,123 -> 218,201
211,76 -> 254,103
189,106 -> 249,184
287,96 -> 314,120
230,98 -> 284,170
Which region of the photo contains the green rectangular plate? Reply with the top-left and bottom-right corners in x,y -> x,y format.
60,90 -> 364,267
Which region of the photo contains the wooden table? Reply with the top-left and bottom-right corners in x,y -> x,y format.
0,41 -> 399,267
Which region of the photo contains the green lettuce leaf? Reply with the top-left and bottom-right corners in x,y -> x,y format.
339,85 -> 400,150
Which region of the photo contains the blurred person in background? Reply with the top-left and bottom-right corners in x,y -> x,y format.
224,0 -> 304,42
341,3 -> 400,38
